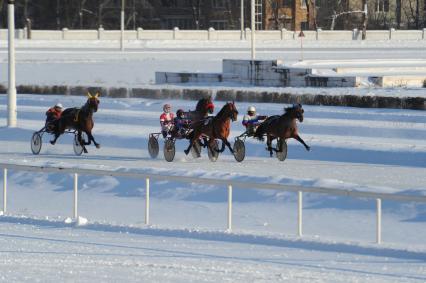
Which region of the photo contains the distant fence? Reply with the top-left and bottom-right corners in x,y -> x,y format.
1,28 -> 426,41
2,163 -> 426,244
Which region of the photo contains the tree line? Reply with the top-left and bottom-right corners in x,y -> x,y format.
0,0 -> 425,30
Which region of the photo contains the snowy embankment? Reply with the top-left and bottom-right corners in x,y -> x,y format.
0,40 -> 425,280
1,39 -> 426,99
0,94 -> 426,281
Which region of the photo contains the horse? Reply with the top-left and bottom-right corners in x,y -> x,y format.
50,92 -> 101,153
185,96 -> 214,126
184,102 -> 238,156
174,96 -> 215,148
254,104 -> 310,157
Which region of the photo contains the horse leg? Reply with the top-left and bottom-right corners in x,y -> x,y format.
294,134 -> 311,151
222,138 -> 234,154
86,131 -> 101,149
184,132 -> 199,155
202,137 -> 208,148
50,132 -> 61,145
78,131 -> 88,153
49,119 -> 64,145
215,139 -> 226,153
266,136 -> 273,157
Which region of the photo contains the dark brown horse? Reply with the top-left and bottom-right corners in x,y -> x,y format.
184,102 -> 238,155
185,96 -> 215,126
50,92 -> 101,153
254,104 -> 310,157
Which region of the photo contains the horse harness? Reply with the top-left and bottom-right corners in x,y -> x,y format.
73,108 -> 81,122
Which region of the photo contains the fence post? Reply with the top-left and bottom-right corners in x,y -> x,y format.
173,27 -> 179,40
62,28 -> 68,40
73,173 -> 78,219
227,185 -> 233,231
376,198 -> 382,244
298,191 -> 303,237
3,168 -> 7,213
145,177 -> 150,225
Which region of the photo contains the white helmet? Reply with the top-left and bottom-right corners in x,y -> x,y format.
247,106 -> 256,113
55,103 -> 63,109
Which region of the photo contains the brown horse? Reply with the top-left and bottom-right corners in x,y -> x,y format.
184,102 -> 238,155
50,92 -> 101,153
254,104 -> 310,157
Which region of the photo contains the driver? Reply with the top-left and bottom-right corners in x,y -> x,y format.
160,103 -> 175,138
45,103 -> 64,132
242,106 -> 267,135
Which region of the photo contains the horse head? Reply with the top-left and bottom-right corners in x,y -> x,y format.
293,103 -> 304,122
227,101 -> 238,122
284,104 -> 304,122
86,92 -> 100,113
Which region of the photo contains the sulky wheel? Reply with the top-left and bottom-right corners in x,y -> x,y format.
30,132 -> 42,155
73,133 -> 86,156
148,135 -> 160,159
276,138 -> 288,162
233,138 -> 246,162
163,139 -> 176,162
207,140 -> 219,162
191,139 -> 202,158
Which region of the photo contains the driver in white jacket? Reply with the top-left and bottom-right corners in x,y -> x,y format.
242,106 -> 267,135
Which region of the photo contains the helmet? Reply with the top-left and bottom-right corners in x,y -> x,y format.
55,103 -> 63,109
176,109 -> 184,117
247,106 -> 256,113
163,103 -> 171,113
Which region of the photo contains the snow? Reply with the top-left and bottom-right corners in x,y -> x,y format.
1,39 -> 426,97
0,40 -> 425,281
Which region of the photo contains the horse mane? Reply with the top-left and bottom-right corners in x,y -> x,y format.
215,102 -> 228,116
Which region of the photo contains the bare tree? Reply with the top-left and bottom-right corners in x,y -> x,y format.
396,0 -> 401,28
424,0 -> 426,27
266,0 -> 280,30
404,0 -> 421,28
361,0 -> 367,39
307,0 -> 317,30
416,0 -> 420,28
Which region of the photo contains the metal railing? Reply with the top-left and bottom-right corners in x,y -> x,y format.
2,162 -> 426,244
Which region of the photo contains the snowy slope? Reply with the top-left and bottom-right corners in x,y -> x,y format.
0,94 -> 425,282
0,39 -> 425,281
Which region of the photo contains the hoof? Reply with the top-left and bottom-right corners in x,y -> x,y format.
306,146 -> 311,151
96,144 -> 101,149
184,149 -> 189,155
50,141 -> 55,145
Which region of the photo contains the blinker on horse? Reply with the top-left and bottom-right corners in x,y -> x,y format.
254,104 -> 310,157
50,92 -> 101,153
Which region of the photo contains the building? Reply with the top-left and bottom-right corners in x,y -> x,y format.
263,0 -> 315,31
145,0 -> 315,31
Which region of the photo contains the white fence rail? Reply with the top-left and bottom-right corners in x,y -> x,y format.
1,28 -> 426,41
2,162 -> 426,244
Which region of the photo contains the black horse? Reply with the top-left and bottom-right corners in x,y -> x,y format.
254,104 -> 310,157
50,92 -> 101,153
185,96 -> 214,126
